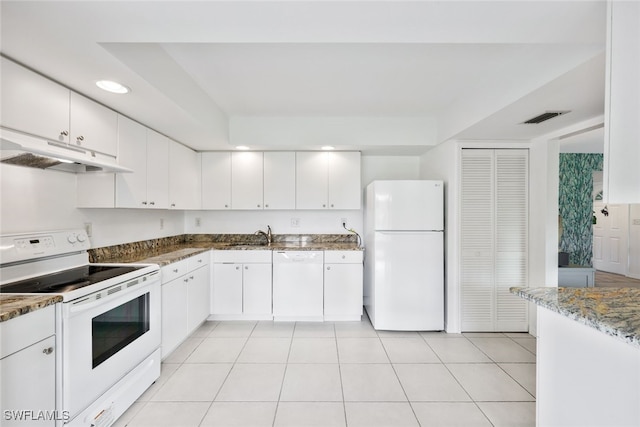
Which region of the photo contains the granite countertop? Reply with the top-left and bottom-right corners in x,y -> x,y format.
511,287 -> 640,349
95,242 -> 363,266
0,295 -> 62,323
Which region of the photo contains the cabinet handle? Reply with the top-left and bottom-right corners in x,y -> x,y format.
173,269 -> 178,273
225,204 -> 229,208
257,204 -> 261,208
43,347 -> 54,355
322,204 -> 326,208
60,130 -> 69,137
265,204 -> 269,208
342,255 -> 346,259
331,204 -> 334,208
184,278 -> 189,282
327,266 -> 331,270
171,203 -> 176,207
245,266 -> 249,270
235,266 -> 240,270
190,275 -> 194,280
76,135 -> 84,143
142,201 -> 148,205
150,201 -> 155,206
198,259 -> 203,263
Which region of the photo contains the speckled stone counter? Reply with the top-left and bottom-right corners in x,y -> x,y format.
89,234 -> 362,266
0,295 -> 62,322
511,286 -> 640,349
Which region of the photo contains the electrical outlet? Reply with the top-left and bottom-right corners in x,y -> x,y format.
160,218 -> 164,230
195,217 -> 201,227
84,222 -> 92,238
291,218 -> 300,228
341,218 -> 348,228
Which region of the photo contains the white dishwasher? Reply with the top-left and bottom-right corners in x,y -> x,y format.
272,251 -> 324,321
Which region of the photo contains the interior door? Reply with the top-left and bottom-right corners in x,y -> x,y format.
593,202 -> 629,275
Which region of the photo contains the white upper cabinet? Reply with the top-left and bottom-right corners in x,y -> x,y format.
146,130 -> 169,209
69,92 -> 117,156
604,1 -> 640,203
115,119 -> 168,209
231,151 -> 264,209
264,152 -> 296,210
296,151 -> 361,209
1,57 -> 70,143
328,151 -> 361,209
296,152 -> 329,209
201,152 -> 232,209
0,58 -> 117,157
115,116 -> 147,208
169,140 -> 200,209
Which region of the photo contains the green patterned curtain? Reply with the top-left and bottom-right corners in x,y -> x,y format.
558,153 -> 604,266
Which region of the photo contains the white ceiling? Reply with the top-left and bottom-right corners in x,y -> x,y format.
0,1 -> 607,154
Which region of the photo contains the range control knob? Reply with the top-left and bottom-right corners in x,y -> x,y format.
67,234 -> 77,244
77,233 -> 87,243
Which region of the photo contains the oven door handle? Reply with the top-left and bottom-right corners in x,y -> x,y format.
67,278 -> 158,314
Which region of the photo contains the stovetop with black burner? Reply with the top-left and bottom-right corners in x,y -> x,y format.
0,265 -> 145,294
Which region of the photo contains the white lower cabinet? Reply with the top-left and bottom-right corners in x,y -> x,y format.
324,251 -> 363,321
211,250 -> 272,320
0,305 -> 57,427
160,252 -> 211,359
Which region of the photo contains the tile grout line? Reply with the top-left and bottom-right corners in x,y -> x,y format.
270,322 -> 297,427
377,329 -> 423,427
334,321 -> 349,427
197,321 -> 256,427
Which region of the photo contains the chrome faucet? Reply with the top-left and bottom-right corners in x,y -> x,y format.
255,225 -> 272,245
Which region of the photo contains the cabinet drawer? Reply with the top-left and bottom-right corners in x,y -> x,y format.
161,258 -> 189,283
1,304 -> 55,359
188,251 -> 210,270
324,251 -> 363,264
212,250 -> 272,264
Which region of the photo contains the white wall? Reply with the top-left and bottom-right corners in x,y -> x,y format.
0,164 -> 184,248
361,155 -> 421,187
419,141 -> 458,332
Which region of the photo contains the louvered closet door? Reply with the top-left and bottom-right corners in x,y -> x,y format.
494,150 -> 529,331
460,150 -> 495,331
460,149 -> 529,332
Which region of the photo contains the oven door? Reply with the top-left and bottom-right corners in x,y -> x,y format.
61,272 -> 160,419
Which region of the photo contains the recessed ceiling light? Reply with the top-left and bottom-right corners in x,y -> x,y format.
321,146 -> 335,150
236,146 -> 250,150
96,80 -> 130,94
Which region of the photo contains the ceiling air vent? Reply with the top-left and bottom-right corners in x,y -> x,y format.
522,111 -> 570,124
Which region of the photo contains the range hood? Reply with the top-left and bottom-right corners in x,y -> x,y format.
0,127 -> 132,173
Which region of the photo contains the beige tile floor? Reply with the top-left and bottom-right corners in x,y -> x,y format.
114,317 -> 536,427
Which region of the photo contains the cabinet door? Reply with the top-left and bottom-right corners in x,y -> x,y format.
0,335 -> 56,427
70,92 -> 118,157
296,152 -> 329,209
243,263 -> 272,315
161,277 -> 189,359
324,263 -> 363,321
169,140 -> 200,209
212,264 -> 243,315
232,151 -> 264,209
328,151 -> 361,209
0,57 -> 70,143
264,152 -> 296,209
115,116 -> 148,208
202,152 -> 232,209
146,129 -> 169,209
187,265 -> 211,332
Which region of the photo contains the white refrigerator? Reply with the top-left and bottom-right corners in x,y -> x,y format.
364,180 -> 444,331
